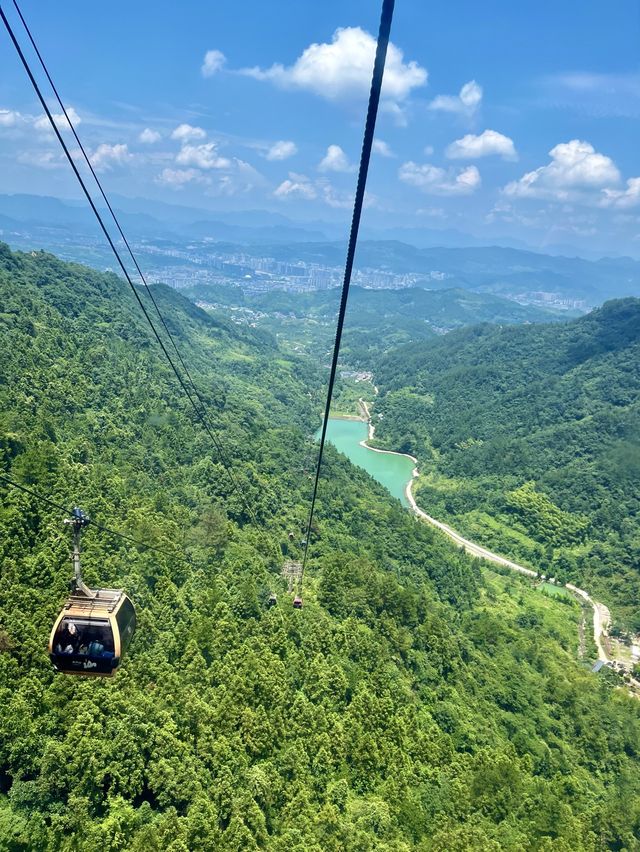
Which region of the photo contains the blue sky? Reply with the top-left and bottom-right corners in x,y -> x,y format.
1,0 -> 639,254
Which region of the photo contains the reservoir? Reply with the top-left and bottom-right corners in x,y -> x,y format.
322,418 -> 416,507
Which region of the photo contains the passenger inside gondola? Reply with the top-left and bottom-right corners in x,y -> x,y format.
55,621 -> 78,654
54,618 -> 114,659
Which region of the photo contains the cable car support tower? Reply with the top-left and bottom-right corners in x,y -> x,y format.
65,507 -> 95,599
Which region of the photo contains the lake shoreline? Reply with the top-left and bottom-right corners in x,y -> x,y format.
325,409 -> 633,682
323,416 -> 414,506
358,397 -> 418,464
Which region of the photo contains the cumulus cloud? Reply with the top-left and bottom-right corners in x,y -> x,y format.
273,172 -> 354,207
265,140 -> 297,161
446,129 -> 517,161
372,139 -> 395,158
318,144 -> 353,173
201,49 -> 226,77
34,106 -> 82,133
214,159 -> 264,196
241,26 -> 426,110
320,182 -> 355,209
601,177 -> 640,209
274,172 -> 317,200
158,156 -> 263,195
399,162 -> 481,195
429,80 -> 482,115
89,143 -> 131,172
139,127 -> 161,144
157,168 -> 210,189
17,150 -> 64,170
171,123 -> 206,142
504,139 -> 620,200
0,109 -> 21,127
176,142 -> 230,170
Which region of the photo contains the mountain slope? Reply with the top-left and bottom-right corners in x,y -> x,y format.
374,299 -> 640,627
0,245 -> 639,849
185,283 -> 569,367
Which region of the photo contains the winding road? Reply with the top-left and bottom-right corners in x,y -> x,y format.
405,474 -> 610,663
358,397 -> 612,665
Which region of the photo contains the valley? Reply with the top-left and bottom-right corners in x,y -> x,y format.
1,244 -> 639,848
323,408 -> 639,687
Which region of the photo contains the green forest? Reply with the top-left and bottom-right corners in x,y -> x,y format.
373,300 -> 640,630
1,244 -> 639,850
182,282 -> 569,367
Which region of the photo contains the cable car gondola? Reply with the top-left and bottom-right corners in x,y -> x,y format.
48,508 -> 136,677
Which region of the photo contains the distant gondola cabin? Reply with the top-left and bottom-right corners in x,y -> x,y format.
49,589 -> 136,677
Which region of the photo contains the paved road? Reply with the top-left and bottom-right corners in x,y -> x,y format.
359,398 -> 617,669
404,475 -> 610,664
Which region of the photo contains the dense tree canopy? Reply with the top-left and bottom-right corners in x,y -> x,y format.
374,299 -> 640,629
0,245 -> 639,850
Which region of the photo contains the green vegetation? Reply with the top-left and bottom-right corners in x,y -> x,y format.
0,244 -> 639,850
375,299 -> 640,629
184,283 -> 568,367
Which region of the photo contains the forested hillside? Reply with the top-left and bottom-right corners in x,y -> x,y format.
374,300 -> 640,629
1,244 -> 639,850
184,282 -> 568,366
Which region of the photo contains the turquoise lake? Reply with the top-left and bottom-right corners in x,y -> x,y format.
321,418 -> 415,507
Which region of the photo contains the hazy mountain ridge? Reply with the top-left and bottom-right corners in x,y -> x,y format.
2,194 -> 640,305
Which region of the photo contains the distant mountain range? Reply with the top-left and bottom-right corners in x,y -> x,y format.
0,192 -> 328,244
206,240 -> 640,305
1,192 -> 640,305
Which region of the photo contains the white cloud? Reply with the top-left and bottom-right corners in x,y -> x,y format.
176,142 -> 230,170
429,80 -> 482,115
504,139 -> 620,201
416,206 -> 446,217
34,106 -> 82,133
446,129 -> 517,161
539,72 -> 640,119
159,156 -> 263,195
157,167 -> 210,189
399,161 -> 481,195
274,172 -> 317,200
17,150 -> 64,170
318,144 -> 353,173
273,172 -> 355,208
601,177 -> 640,209
372,139 -> 394,158
265,140 -> 297,161
213,160 -> 264,196
89,143 -> 131,172
0,109 -> 21,127
241,26 -> 427,110
423,145 -> 434,156
319,180 -> 354,209
201,49 -> 226,78
139,127 -> 161,144
171,123 -> 206,142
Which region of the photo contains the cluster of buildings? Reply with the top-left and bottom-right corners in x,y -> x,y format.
514,291 -> 588,310
138,242 -> 426,293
